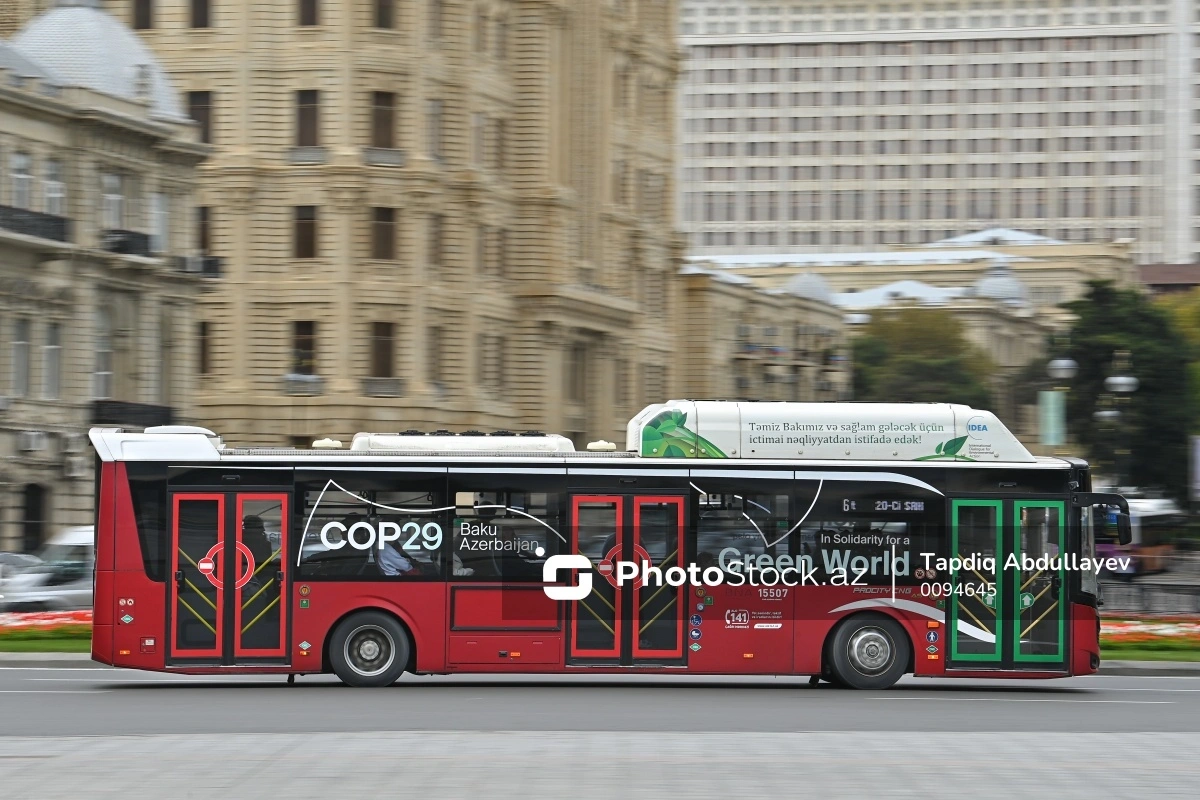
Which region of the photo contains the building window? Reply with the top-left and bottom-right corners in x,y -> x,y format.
94,308 -> 113,400
21,484 -> 47,553
428,213 -> 443,266
43,322 -> 61,401
494,119 -> 506,172
188,91 -> 212,143
371,207 -> 396,260
471,113 -> 485,165
293,321 -> 316,375
370,322 -> 395,378
427,325 -> 444,389
371,91 -> 396,149
101,173 -> 124,230
191,0 -> 210,28
566,343 -> 587,402
10,152 -> 32,210
614,358 -> 628,406
427,98 -> 443,160
496,228 -> 507,277
197,320 -> 212,375
150,192 -> 169,253
430,0 -> 444,40
375,0 -> 395,28
299,0 -> 318,26
296,90 -> 319,147
294,206 -> 317,258
197,206 -> 211,253
43,160 -> 64,217
158,311 -> 174,404
475,225 -> 487,272
477,333 -> 506,391
12,319 -> 30,398
133,0 -> 153,30
475,7 -> 488,53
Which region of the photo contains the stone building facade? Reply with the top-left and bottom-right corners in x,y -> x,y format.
86,0 -> 691,449
0,3 -> 206,550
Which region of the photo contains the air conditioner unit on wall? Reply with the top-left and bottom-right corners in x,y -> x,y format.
19,431 -> 48,452
63,455 -> 88,479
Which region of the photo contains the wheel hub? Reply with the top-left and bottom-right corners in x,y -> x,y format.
847,627 -> 893,675
344,626 -> 395,677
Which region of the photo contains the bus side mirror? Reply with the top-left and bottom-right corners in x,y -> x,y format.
1116,512 -> 1132,546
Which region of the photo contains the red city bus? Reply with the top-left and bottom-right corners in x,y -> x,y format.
88,401 -> 1130,689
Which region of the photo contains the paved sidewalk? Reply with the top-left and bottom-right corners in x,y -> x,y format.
1,731 -> 1198,799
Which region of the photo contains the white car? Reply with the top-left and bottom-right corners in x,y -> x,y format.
0,526 -> 93,612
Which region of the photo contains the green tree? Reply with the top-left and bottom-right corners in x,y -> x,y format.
1064,281 -> 1195,500
853,308 -> 994,409
1156,287 -> 1200,434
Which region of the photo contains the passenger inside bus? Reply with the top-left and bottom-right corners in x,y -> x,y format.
243,515 -> 274,582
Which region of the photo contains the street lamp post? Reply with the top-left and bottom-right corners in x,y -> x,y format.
1094,350 -> 1139,491
1041,357 -> 1077,454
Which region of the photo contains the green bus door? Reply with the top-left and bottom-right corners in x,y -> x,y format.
948,499 -> 1067,670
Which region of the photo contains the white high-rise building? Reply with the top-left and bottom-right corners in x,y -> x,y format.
677,0 -> 1194,264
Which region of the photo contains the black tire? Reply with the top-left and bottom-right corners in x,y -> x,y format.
827,613 -> 910,690
329,611 -> 410,687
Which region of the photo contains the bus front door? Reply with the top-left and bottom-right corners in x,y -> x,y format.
947,499 -> 1067,671
169,492 -> 290,664
568,495 -> 686,666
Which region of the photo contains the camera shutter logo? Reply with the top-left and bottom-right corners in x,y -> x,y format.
542,554 -> 593,601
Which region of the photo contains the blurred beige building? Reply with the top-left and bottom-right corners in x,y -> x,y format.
77,0 -> 687,448
678,265 -> 850,402
0,5 -> 207,550
691,227 -> 1137,328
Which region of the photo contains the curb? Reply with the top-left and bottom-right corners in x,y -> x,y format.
0,652 -> 105,669
1099,660 -> 1200,677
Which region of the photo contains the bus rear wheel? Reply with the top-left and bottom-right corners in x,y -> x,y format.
329,611 -> 410,687
828,613 -> 910,690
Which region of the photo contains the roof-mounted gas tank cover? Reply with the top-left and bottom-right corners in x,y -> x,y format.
627,400 -> 1035,462
349,431 -> 576,453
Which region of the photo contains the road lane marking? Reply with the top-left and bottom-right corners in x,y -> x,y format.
0,690 -> 109,694
878,697 -> 1173,704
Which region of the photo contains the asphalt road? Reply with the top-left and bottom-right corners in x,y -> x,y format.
2,666 -> 1199,798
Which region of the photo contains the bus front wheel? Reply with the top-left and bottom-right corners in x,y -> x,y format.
827,613 -> 910,690
329,611 -> 411,687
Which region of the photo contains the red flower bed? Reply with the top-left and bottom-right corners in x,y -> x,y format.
1101,615 -> 1200,651
0,610 -> 93,639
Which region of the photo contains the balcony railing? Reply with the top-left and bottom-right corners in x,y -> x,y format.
363,147 -> 406,167
361,377 -> 404,397
91,400 -> 174,428
102,229 -> 152,257
283,374 -> 324,396
287,146 -> 329,165
172,255 -> 224,277
0,204 -> 70,243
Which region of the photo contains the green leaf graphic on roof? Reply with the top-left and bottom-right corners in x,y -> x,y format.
915,436 -> 976,461
943,436 -> 968,456
642,410 -> 727,458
